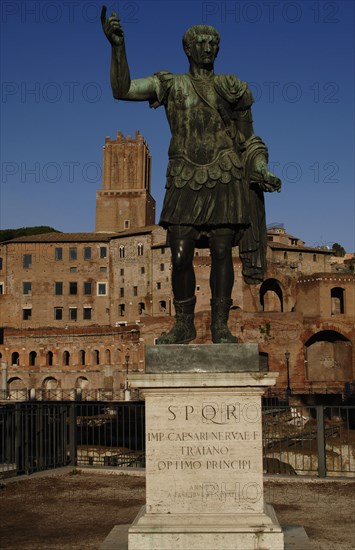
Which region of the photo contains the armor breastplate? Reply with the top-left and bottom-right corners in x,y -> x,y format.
165,74 -> 236,166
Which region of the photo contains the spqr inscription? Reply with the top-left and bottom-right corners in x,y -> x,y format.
168,401 -> 261,424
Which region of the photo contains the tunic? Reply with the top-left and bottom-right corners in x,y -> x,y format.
150,71 -> 268,283
150,72 -> 254,228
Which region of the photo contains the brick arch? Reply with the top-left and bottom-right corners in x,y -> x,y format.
8,376 -> 25,390
42,376 -> 59,390
260,278 -> 284,312
302,324 -> 353,346
75,376 -> 89,390
305,330 -> 350,347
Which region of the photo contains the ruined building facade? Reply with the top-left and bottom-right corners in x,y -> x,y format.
0,132 -> 354,400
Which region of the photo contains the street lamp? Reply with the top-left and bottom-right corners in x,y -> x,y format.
285,351 -> 291,401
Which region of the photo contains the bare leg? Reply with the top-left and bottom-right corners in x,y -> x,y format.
157,238 -> 196,344
170,238 -> 196,300
209,233 -> 234,299
208,233 -> 237,343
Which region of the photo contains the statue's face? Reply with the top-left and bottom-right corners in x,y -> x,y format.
187,34 -> 219,66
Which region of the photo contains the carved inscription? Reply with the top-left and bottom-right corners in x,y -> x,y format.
148,401 -> 260,473
166,481 -> 262,503
147,431 -> 258,442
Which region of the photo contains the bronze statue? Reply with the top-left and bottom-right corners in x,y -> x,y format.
101,7 -> 281,344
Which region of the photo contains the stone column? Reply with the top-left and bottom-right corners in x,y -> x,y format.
1,361 -> 8,398
127,344 -> 284,550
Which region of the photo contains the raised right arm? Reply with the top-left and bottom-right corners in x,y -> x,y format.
101,6 -> 156,101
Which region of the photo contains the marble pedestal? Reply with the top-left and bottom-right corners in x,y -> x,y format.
127,344 -> 284,550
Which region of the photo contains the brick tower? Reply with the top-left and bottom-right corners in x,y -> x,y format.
96,131 -> 156,232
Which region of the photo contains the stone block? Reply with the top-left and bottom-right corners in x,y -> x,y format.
145,343 -> 260,372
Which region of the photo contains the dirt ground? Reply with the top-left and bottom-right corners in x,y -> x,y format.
0,469 -> 354,550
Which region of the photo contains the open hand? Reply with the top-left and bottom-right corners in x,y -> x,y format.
101,6 -> 124,47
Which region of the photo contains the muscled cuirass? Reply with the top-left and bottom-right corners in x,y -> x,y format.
163,74 -> 242,191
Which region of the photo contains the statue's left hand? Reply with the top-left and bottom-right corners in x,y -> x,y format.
250,165 -> 282,193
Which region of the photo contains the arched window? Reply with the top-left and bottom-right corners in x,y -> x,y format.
119,245 -> 125,259
11,352 -> 20,366
105,349 -> 111,363
29,351 -> 37,366
138,302 -> 145,315
137,243 -> 144,256
79,350 -> 86,366
159,300 -> 167,312
313,254 -> 317,262
76,376 -> 89,390
8,377 -> 25,391
63,351 -> 70,366
331,287 -> 345,315
260,279 -> 284,312
283,251 -> 288,260
46,351 -> 53,366
42,377 -> 59,390
93,349 -> 100,365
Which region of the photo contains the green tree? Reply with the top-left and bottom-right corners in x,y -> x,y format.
332,242 -> 346,257
0,226 -> 59,243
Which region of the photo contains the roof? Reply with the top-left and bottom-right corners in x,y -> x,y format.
4,232 -> 118,243
269,242 -> 332,254
2,225 -> 163,244
109,225 -> 157,239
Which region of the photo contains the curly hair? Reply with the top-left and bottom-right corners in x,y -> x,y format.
182,25 -> 220,55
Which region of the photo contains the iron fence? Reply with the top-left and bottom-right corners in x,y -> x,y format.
262,405 -> 355,477
0,403 -> 68,475
73,402 -> 145,468
1,402 -> 354,478
0,388 -> 141,402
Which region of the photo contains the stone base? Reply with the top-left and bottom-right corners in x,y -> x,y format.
101,521 -> 311,550
101,345 -> 308,550
127,503 -> 284,549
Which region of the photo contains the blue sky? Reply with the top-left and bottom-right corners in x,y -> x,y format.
1,0 -> 354,251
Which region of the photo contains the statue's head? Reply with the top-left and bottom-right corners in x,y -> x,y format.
182,25 -> 220,63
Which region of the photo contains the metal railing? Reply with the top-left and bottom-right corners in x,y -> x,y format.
0,403 -> 68,476
0,388 -> 141,402
0,401 -> 145,477
262,405 -> 355,477
73,402 -> 145,468
1,402 -> 354,478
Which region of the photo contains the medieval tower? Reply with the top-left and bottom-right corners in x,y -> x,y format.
95,130 -> 156,232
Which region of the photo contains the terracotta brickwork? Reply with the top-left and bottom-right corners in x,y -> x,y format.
95,131 -> 155,232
